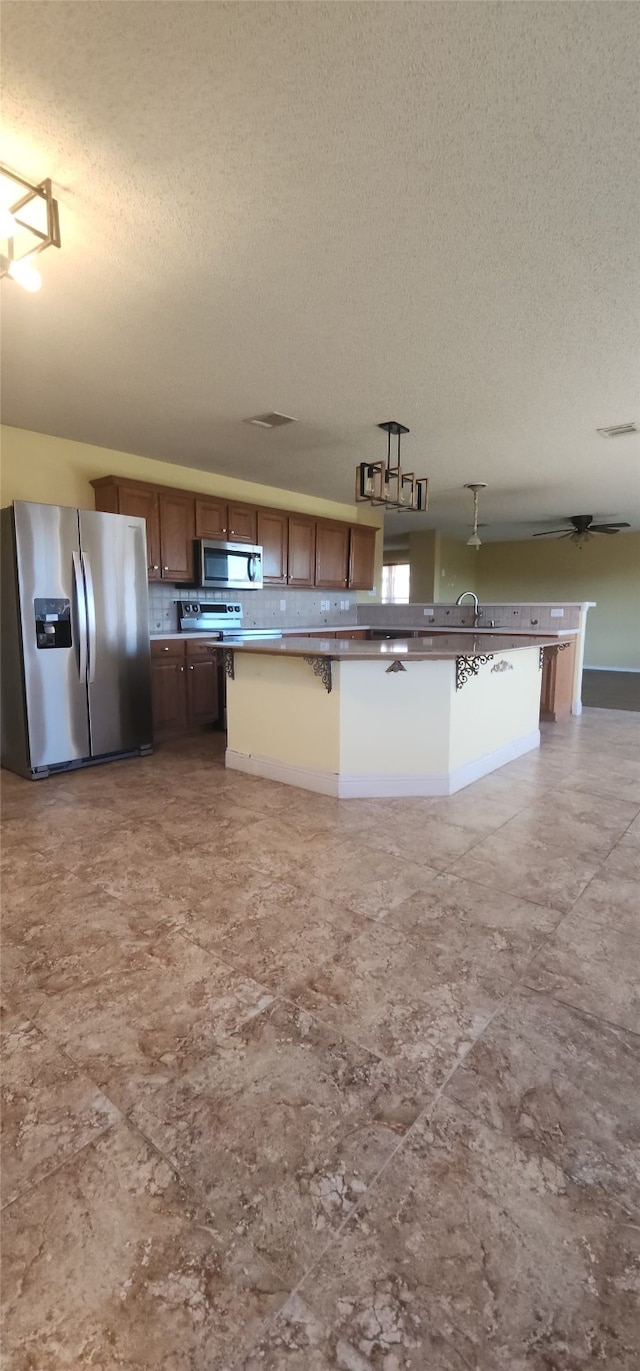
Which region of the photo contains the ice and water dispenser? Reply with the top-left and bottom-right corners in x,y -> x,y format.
34,598 -> 72,650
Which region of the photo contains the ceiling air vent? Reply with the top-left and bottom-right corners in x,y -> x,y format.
596,422 -> 638,438
244,412 -> 297,429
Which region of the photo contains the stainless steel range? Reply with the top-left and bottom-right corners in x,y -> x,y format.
178,602 -> 282,640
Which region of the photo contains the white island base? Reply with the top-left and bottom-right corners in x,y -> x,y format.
225,644 -> 543,798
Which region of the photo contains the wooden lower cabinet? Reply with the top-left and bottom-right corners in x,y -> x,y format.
151,640 -> 220,737
186,643 -> 220,725
540,639 -> 576,722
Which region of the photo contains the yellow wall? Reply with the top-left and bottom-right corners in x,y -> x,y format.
408,531 -> 437,602
477,534 -> 640,670
0,424 -> 382,528
404,531 -> 477,603
436,537 -> 478,603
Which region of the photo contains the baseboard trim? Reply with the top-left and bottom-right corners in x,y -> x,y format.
583,665 -> 640,674
225,730 -> 540,798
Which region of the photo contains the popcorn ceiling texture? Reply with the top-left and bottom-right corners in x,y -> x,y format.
1,2 -> 638,537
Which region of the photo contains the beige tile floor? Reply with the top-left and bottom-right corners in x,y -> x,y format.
1,708 -> 639,1370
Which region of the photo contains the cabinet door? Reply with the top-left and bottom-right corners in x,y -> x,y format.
348,526 -> 376,590
258,509 -> 288,584
287,516 -> 316,587
228,503 -> 257,544
159,492 -> 195,582
315,522 -> 349,588
194,498 -> 228,540
95,482 -> 161,581
187,658 -> 220,725
539,641 -> 576,722
151,658 -> 187,733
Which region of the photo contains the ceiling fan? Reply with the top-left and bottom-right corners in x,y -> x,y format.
533,514 -> 631,544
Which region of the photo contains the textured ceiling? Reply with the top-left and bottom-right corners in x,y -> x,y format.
1,1 -> 639,540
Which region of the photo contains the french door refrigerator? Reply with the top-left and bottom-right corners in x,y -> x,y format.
1,501 -> 153,779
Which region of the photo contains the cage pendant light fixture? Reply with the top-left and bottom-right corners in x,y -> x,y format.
464,482 -> 487,549
356,421 -> 428,512
0,163 -> 61,291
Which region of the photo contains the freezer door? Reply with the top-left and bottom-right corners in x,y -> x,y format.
12,502 -> 90,769
78,509 -> 152,757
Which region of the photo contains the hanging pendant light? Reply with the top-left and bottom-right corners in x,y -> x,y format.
356,422 -> 428,512
464,482 -> 487,549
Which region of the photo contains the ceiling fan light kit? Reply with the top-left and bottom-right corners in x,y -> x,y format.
533,514 -> 631,548
356,422 -> 429,512
0,163 -> 61,291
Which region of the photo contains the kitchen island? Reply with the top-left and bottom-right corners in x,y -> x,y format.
215,633 -> 562,797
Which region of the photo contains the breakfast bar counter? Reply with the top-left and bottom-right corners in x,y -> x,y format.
214,633 -> 565,798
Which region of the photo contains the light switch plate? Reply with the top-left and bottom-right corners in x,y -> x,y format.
550,608 -> 564,618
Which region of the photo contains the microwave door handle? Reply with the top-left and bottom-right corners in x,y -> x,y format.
82,553 -> 97,684
72,551 -> 88,682
248,555 -> 258,582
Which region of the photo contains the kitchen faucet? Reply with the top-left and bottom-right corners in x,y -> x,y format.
455,590 -> 482,626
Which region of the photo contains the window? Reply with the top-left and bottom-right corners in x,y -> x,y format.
382,562 -> 410,603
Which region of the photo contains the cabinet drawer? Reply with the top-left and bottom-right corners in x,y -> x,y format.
185,639 -> 221,657
150,639 -> 185,659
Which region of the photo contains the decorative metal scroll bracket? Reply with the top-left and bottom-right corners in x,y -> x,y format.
386,660 -> 407,674
223,649 -> 235,681
303,655 -> 333,693
455,653 -> 494,690
539,641 -> 570,671
491,659 -> 513,674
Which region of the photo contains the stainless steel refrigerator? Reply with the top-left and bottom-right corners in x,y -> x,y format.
1,501 -> 153,779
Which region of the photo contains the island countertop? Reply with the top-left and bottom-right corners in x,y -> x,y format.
209,632 -> 563,660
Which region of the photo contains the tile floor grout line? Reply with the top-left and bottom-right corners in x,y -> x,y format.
0,1119 -> 120,1214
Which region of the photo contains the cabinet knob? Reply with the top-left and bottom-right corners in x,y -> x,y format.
180,666 -> 184,672
189,665 -> 194,670
163,647 -> 169,652
152,564 -> 159,571
164,566 -> 169,572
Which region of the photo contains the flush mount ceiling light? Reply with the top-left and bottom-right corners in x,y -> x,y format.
0,163 -> 61,291
356,421 -> 428,512
464,482 -> 487,549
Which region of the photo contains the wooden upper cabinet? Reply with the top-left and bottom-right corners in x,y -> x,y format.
92,478 -> 161,580
258,508 -> 288,584
228,503 -> 257,543
315,521 -> 349,588
195,497 -> 228,540
159,491 -> 195,582
348,525 -> 377,590
194,498 -> 257,544
287,515 -> 316,587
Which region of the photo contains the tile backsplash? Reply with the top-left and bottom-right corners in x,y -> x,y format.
148,584 -> 359,634
149,586 -> 582,635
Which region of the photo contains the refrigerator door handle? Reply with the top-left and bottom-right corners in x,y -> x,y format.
82,553 -> 98,685
72,550 -> 88,682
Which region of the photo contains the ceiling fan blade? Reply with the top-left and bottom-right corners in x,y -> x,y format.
590,522 -> 631,531
532,529 -> 570,537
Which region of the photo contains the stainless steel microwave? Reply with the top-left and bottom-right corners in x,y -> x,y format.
195,539 -> 263,590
